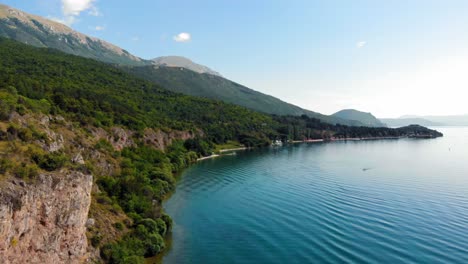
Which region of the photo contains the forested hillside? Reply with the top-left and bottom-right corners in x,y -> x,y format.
0,37 -> 442,263
122,65 -> 364,126
0,38 -> 277,146
332,109 -> 386,127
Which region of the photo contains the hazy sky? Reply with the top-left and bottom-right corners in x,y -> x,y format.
5,0 -> 468,118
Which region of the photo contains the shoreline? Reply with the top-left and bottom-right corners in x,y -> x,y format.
219,147 -> 247,153
196,147 -> 248,161
158,133 -> 441,263
290,135 -> 437,144
196,154 -> 220,161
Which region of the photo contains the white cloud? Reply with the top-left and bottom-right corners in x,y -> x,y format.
131,36 -> 140,42
174,32 -> 191,42
93,25 -> 105,31
53,0 -> 100,26
62,0 -> 95,16
356,41 -> 367,48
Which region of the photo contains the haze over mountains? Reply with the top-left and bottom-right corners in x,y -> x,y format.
332,109 -> 386,127
0,2 -> 451,263
382,115 -> 468,127
151,56 -> 222,77
2,4 -> 461,128
0,4 -> 364,127
330,109 -> 468,128
380,118 -> 443,127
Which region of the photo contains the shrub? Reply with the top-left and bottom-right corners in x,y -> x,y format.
32,151 -> 67,171
0,158 -> 13,174
95,139 -> 114,152
17,127 -> 33,142
114,222 -> 124,230
161,213 -> 173,231
96,195 -> 113,205
13,163 -> 39,180
91,235 -> 102,247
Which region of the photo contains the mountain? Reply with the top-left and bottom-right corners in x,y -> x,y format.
399,115 -> 468,126
382,114 -> 468,127
332,109 -> 386,127
0,4 -> 365,126
0,4 -> 147,65
380,118 -> 443,127
152,56 -> 222,76
0,36 -> 443,263
122,65 -> 364,126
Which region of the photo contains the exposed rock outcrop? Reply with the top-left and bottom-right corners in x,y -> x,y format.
143,128 -> 196,149
91,127 -> 135,151
0,171 -> 93,264
91,126 -> 199,151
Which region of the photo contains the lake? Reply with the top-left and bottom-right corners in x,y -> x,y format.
162,127 -> 468,264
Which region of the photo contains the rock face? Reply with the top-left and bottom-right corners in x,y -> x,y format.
143,128 -> 196,149
151,56 -> 222,77
0,4 -> 147,66
0,171 -> 93,264
91,126 -> 198,151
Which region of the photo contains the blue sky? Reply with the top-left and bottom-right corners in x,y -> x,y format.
4,0 -> 468,117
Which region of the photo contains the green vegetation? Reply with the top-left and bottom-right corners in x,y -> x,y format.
332,109 -> 387,127
31,151 -> 68,171
274,115 -> 443,141
0,37 -> 442,263
0,37 -> 276,261
0,38 -> 276,145
95,144 -> 193,263
214,140 -> 244,153
121,66 -> 365,126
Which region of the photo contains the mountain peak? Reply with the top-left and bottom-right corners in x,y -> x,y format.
151,56 -> 222,76
1,4 -> 70,34
332,109 -> 386,127
0,4 -> 145,65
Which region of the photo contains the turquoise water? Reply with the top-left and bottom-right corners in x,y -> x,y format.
162,127 -> 468,264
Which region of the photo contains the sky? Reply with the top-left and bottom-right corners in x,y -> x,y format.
3,0 -> 468,118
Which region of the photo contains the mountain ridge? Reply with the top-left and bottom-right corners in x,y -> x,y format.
151,56 -> 222,76
386,114 -> 468,126
332,109 -> 386,127
0,28 -> 444,264
122,65 -> 364,126
0,4 -> 147,65
380,118 -> 443,127
0,3 -> 364,126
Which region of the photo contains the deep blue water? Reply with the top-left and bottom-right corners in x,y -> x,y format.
162,127 -> 468,264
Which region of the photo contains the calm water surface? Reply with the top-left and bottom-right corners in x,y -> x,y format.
162,127 -> 468,264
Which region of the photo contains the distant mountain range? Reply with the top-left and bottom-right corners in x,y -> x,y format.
0,4 -> 362,127
121,65 -> 362,125
330,110 -> 468,128
332,109 -> 386,127
382,115 -> 468,127
380,118 -> 443,127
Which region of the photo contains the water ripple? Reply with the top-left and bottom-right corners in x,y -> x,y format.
163,128 -> 468,264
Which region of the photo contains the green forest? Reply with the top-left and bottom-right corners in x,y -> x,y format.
0,37 -> 441,263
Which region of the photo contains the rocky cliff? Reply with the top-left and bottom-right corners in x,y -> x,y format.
0,171 -> 92,264
0,110 -> 200,263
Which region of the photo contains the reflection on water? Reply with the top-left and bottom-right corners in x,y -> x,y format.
161,127 -> 468,264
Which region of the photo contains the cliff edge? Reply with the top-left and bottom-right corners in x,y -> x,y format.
0,171 -> 92,264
